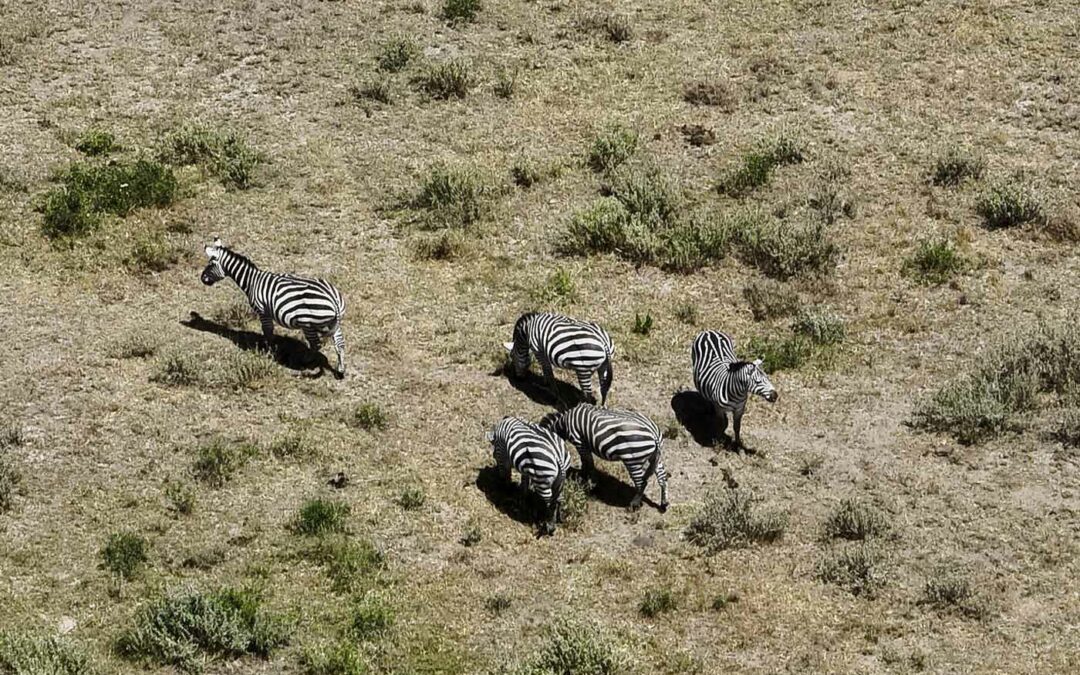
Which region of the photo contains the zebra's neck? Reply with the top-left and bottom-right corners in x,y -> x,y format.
220,250 -> 267,297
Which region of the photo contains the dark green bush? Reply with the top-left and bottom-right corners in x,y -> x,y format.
639,588 -> 677,618
192,439 -> 258,487
74,129 -> 119,156
412,165 -> 489,229
717,135 -> 804,197
101,531 -> 150,580
728,212 -> 839,279
931,148 -> 985,186
905,238 -> 966,284
377,36 -> 418,72
294,499 -> 350,536
975,181 -> 1045,230
158,124 -> 262,190
443,0 -> 481,23
587,125 -> 638,174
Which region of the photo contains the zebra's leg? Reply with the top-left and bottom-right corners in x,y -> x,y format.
330,324 -> 346,377
539,358 -> 561,403
259,314 -> 275,348
575,369 -> 596,405
577,445 -> 596,484
713,402 -> 729,444
655,454 -> 669,513
733,410 -> 744,451
301,329 -> 324,369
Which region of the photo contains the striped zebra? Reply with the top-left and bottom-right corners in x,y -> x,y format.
543,404 -> 669,513
503,312 -> 615,407
486,416 -> 571,535
201,238 -> 347,377
692,330 -> 778,448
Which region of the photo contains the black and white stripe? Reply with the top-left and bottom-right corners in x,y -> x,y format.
201,238 -> 347,376
486,416 -> 571,535
692,330 -> 778,447
544,404 -> 669,512
504,312 -> 616,406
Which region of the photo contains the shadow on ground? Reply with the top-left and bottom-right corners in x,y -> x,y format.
670,390 -> 748,454
475,465 -> 545,530
181,311 -> 329,376
489,363 -> 586,411
574,466 -> 659,512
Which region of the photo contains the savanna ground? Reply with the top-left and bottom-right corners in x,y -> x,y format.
1,0 -> 1079,673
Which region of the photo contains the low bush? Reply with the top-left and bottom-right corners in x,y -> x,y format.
931,148 -> 985,187
377,35 -> 418,72
293,499 -> 350,536
74,129 -> 119,156
415,60 -> 473,99
412,165 -> 490,229
904,238 -> 966,285
743,280 -> 799,321
685,490 -> 786,552
975,180 -> 1045,230
717,134 -> 804,197
639,588 -> 677,618
0,632 -> 96,675
816,544 -> 885,597
587,125 -> 638,174
822,499 -> 889,541
791,310 -> 845,346
727,211 -> 839,279
192,439 -> 258,487
502,618 -> 631,675
157,124 -> 262,190
101,531 -> 150,580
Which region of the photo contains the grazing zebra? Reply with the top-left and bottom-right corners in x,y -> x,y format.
692,330 -> 778,448
201,238 -> 347,377
486,416 -> 571,535
503,312 -> 616,407
543,404 -> 669,513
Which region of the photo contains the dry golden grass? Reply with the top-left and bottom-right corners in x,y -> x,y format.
1,1 -> 1079,673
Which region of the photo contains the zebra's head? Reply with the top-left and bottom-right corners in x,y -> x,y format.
201,238 -> 226,286
748,358 -> 779,403
503,313 -> 534,377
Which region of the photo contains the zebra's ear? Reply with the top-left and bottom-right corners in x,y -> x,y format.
502,341 -> 515,353
213,237 -> 222,247
485,430 -> 495,442
753,358 -> 764,367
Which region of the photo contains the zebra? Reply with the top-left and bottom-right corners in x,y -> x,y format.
486,416 -> 571,535
691,330 -> 778,448
200,238 -> 347,377
542,404 -> 669,513
503,312 -> 615,407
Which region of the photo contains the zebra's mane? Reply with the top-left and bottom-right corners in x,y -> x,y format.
728,360 -> 751,372
219,246 -> 259,270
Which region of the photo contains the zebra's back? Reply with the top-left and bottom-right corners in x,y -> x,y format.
577,405 -> 661,462
266,274 -> 345,331
493,417 -> 569,486
532,313 -> 613,370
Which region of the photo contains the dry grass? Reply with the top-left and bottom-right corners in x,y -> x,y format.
3,0 -> 1079,672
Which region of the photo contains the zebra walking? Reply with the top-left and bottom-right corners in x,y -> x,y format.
486,416 -> 571,535
543,404 -> 669,513
201,238 -> 348,377
503,312 -> 615,407
692,330 -> 778,448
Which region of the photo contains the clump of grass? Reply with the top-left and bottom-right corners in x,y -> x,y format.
0,454 -> 19,515
931,148 -> 985,187
743,280 -> 799,321
485,594 -> 512,616
587,124 -> 638,174
904,238 -> 967,285
312,537 -> 387,593
397,486 -> 426,510
532,268 -> 578,306
40,159 -> 178,239
165,481 -> 196,516
675,303 -> 698,325
460,518 -> 483,547
111,334 -> 157,359
817,544 -> 885,597
717,134 -> 804,197
683,80 -> 736,110
351,593 -> 395,640
711,592 -> 740,611
412,164 -> 489,229
414,230 -> 467,261
685,490 -> 787,553
822,499 -> 889,541
1055,408 -> 1080,448
126,230 -> 183,273
349,402 -> 389,431
799,454 -> 824,477
503,618 -> 631,675
101,532 -> 150,580
922,568 -> 988,619
582,13 -> 633,43
443,0 -> 481,23
192,439 -> 258,487
151,351 -> 201,386
911,321 -> 1080,444
376,35 -> 418,72
115,587 -> 287,673
157,124 -> 262,190
975,180 -> 1045,230
415,60 -> 473,99
745,334 -> 813,372
511,158 -> 561,189
303,640 -> 368,675
268,432 -> 316,461
493,68 -> 517,98
294,498 -> 350,536
74,128 -> 119,156
727,211 -> 839,279
559,476 -> 591,532
632,312 -> 654,336
639,588 -> 678,618
792,310 -> 845,346
221,349 -> 277,389
350,78 -> 393,105
0,632 -> 96,675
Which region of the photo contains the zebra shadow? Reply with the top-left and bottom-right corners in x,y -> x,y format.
181,311 -> 330,376
491,363 -> 586,411
573,466 -> 655,512
670,390 -> 745,453
475,465 -> 550,531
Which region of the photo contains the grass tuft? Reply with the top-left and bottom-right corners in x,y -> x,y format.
743,280 -> 799,321
493,68 -> 517,99
587,125 -> 638,174
682,80 -> 736,110
165,481 -> 197,516
745,334 -> 813,372
685,490 -> 786,552
975,180 -> 1045,230
503,618 -> 631,675
312,537 -> 387,594
904,238 -> 966,285
350,593 -> 395,640
351,78 -> 393,105
303,641 -> 368,675
415,60 -> 473,100
157,124 -> 262,190
0,429 -> 22,514
100,531 -> 150,580
559,475 -> 591,532
717,134 -> 804,197
397,486 -> 426,510
294,498 -> 350,536
531,268 -> 578,306
412,165 -> 489,229
268,432 -> 316,461
221,349 -> 277,389
727,211 -> 839,279
151,351 -> 202,387
632,312 -> 654,336
192,439 -> 258,487
443,0 -> 481,23
922,567 -> 988,619
791,309 -> 845,346
822,499 -> 889,541
931,148 -> 985,186
349,403 -> 389,431
377,35 -> 419,72
639,588 -> 678,618
582,13 -> 633,44
414,230 -> 467,261
74,129 -> 119,156
817,544 -> 885,597
0,632 -> 96,675
485,594 -> 512,616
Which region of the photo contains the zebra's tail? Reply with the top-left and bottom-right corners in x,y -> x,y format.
549,468 -> 567,532
598,357 -> 614,407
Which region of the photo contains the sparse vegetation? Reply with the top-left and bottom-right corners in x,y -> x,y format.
443,0 -> 481,24
559,476 -> 591,532
157,124 -> 262,190
303,640 -> 368,675
125,230 -> 184,273
268,432 -> 316,461
685,490 -> 787,552
931,148 -> 985,186
151,351 -> 202,386
0,428 -> 22,514
582,13 -> 633,44
675,303 -> 698,325
587,125 -> 638,174
511,158 -> 560,189
192,439 -> 258,487
414,230 -> 467,261
485,594 -> 512,616
412,164 -> 489,228
905,237 -> 967,284
100,531 -> 150,580
532,268 -> 577,305
165,481 -> 196,516
74,129 -> 119,156
1055,408 -> 1080,448
350,593 -> 395,640
115,587 -> 287,673
922,568 -> 988,619
397,486 -> 426,510
975,180 -> 1046,230
313,537 -> 387,593
743,280 -> 799,321
416,60 -> 473,99
0,632 -> 96,675
745,334 -> 813,372
377,36 -> 418,72
683,80 -> 736,110
728,212 -> 839,279
792,310 -> 846,346
222,349 -> 277,388
639,588 -> 678,618
823,499 -> 889,541
349,403 -> 389,431
294,498 -> 350,536
460,518 -> 483,547
717,135 -> 804,197
493,68 -> 517,99
817,544 -> 885,597
711,592 -> 740,611
351,78 -> 393,105
503,618 -> 631,675
632,312 -> 653,336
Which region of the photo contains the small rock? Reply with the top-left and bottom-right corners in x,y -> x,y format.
58,616 -> 76,634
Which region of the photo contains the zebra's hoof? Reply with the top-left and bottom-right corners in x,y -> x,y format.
658,502 -> 669,514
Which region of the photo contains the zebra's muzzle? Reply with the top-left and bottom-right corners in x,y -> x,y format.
765,391 -> 779,403
200,270 -> 219,286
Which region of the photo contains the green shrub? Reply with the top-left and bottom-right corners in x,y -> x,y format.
125,230 -> 183,273
151,352 -> 201,386
443,0 -> 481,23
0,632 -> 96,675
74,129 -> 119,156
157,124 -> 262,190
350,403 -> 388,431
460,518 -> 483,547
116,587 -> 287,673
101,531 -> 150,580
639,588 -> 677,618
397,486 -> 426,510
268,432 -> 316,461
922,568 -> 987,619
817,544 -> 885,597
632,313 -> 653,336
416,60 -> 473,99
503,618 -> 631,675
587,125 -> 638,174
904,238 -> 966,284
165,481 -> 196,516
728,212 -> 838,279
791,310 -> 845,345
377,36 -> 418,72
351,593 -> 395,640
743,280 -> 799,321
303,640 -> 369,675
931,148 -> 985,187
532,268 -> 578,305
559,476 -> 591,532
685,490 -> 786,553
975,181 -> 1045,230
412,165 -> 489,228
313,537 -> 386,593
717,134 -> 804,197
745,334 -> 813,372
822,499 -> 889,541
493,68 -> 517,99
192,439 -> 258,487
294,499 -> 350,536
